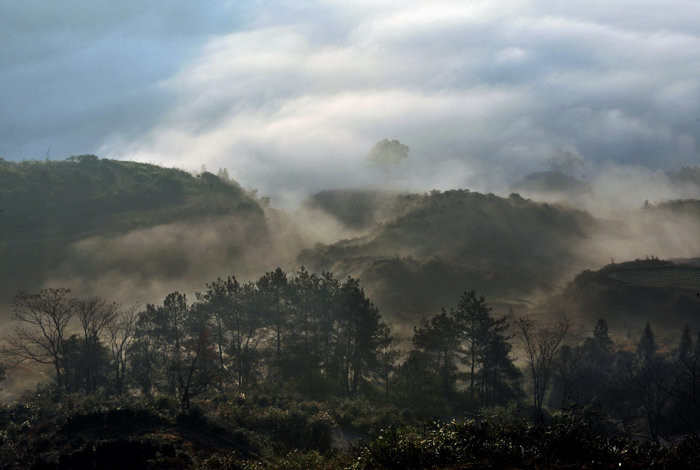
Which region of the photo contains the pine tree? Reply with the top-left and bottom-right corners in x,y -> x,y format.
637,322 -> 657,364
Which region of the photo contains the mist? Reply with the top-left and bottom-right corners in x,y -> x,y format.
3,3 -> 700,464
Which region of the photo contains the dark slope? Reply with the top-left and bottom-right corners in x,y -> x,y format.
556,258 -> 700,333
305,189 -> 419,230
0,156 -> 268,304
300,190 -> 597,319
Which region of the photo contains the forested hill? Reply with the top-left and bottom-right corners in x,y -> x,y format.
300,190 -> 597,319
0,155 -> 262,241
304,189 -> 419,230
556,258 -> 700,333
0,156 -> 268,304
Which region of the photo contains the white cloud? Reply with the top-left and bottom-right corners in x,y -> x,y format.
2,1 -> 699,200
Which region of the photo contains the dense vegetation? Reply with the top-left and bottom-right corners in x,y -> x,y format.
305,190 -> 417,230
0,156 -> 267,302
0,155 -> 260,241
1,268 -> 699,468
3,159 -> 700,467
301,190 -> 596,318
559,259 -> 700,331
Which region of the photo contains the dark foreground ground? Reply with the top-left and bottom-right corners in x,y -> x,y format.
1,392 -> 699,470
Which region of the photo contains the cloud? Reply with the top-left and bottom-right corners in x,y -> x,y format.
0,1 -> 246,159
2,1 -> 699,201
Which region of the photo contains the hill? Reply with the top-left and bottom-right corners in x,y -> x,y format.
300,189 -> 597,320
304,189 -> 419,230
556,258 -> 700,334
0,156 -> 268,306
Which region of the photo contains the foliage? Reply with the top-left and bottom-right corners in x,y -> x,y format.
300,189 -> 597,317
349,413 -> 700,470
0,156 -> 265,301
395,291 -> 522,416
367,139 -> 409,170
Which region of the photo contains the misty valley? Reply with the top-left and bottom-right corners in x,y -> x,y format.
2,2 -> 700,466
1,156 -> 700,468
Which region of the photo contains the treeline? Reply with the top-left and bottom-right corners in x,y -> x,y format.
548,319 -> 700,439
2,269 -> 392,410
2,268 -> 700,441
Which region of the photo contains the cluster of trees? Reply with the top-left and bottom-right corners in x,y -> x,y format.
395,291 -> 522,414
2,268 -> 700,441
548,319 -> 700,439
1,269 -> 393,411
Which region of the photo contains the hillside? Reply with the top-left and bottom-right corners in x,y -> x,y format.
304,189 -> 419,230
300,190 -> 597,319
0,156 -> 268,305
556,258 -> 700,333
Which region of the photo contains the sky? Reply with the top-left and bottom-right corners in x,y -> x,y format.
2,1 -> 699,201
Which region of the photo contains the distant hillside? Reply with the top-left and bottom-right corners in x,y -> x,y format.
0,156 -> 268,304
300,190 -> 597,320
646,198 -> 700,217
0,155 -> 261,240
556,258 -> 700,333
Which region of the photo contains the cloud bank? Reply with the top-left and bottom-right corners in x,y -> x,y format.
2,1 -> 699,202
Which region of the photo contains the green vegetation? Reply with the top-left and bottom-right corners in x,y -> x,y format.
305,190 -> 416,230
3,393 -> 700,469
560,259 -> 700,331
2,266 -> 700,468
301,190 -> 596,317
3,158 -> 700,467
0,156 -> 266,301
607,264 -> 700,290
0,155 -> 260,241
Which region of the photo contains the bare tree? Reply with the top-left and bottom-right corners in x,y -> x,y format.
517,316 -> 570,423
73,297 -> 118,392
3,288 -> 74,390
106,305 -> 139,395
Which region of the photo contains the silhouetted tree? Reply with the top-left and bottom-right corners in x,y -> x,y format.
593,318 -> 613,354
517,316 -> 569,423
197,276 -> 262,390
4,288 -> 75,391
452,291 -> 521,406
132,292 -> 215,410
630,322 -> 670,441
637,322 -> 657,364
258,268 -> 290,380
454,291 -> 490,400
376,324 -> 399,398
334,277 -> 387,396
106,306 -> 138,395
413,309 -> 460,404
73,297 -> 117,393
